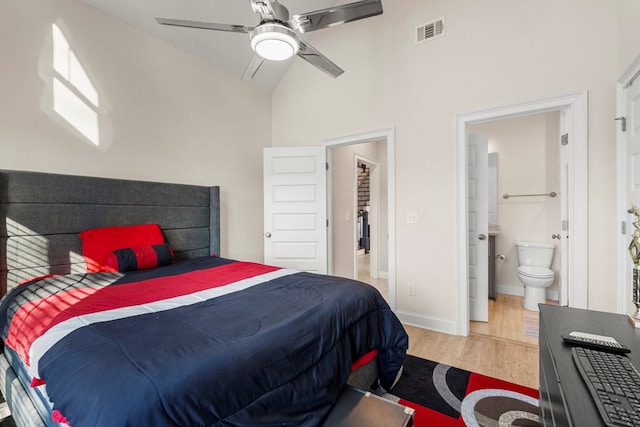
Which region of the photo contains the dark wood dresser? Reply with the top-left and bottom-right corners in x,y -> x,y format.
539,304 -> 640,426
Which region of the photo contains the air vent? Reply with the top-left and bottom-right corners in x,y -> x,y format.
416,17 -> 445,44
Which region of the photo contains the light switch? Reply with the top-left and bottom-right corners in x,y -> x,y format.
406,210 -> 419,224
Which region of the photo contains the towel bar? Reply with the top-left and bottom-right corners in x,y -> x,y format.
503,192 -> 557,199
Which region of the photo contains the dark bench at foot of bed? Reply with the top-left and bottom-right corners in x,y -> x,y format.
322,385 -> 414,427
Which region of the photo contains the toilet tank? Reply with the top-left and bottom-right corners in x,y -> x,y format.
515,241 -> 555,268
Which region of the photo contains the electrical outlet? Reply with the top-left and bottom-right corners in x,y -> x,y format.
407,282 -> 415,296
406,210 -> 419,224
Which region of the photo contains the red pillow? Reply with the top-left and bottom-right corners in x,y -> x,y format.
106,244 -> 174,272
80,224 -> 165,273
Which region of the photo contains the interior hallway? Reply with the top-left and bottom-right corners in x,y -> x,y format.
357,253 -> 388,299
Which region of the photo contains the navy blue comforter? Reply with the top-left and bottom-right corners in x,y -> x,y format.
0,256 -> 408,427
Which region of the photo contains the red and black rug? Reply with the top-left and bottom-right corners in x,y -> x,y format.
382,355 -> 539,426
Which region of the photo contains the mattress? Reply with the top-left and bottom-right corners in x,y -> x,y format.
3,346 -> 58,427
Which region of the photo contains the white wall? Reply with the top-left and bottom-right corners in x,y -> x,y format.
470,113 -> 561,298
4,0 -> 640,334
273,0 -> 636,331
618,0 -> 640,71
0,0 -> 271,262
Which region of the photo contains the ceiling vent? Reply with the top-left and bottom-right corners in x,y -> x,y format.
416,17 -> 445,44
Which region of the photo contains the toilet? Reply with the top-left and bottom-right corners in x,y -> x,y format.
515,241 -> 555,311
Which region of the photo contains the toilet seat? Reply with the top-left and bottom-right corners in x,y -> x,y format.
518,266 -> 553,279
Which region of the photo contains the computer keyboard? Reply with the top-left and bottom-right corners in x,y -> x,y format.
572,346 -> 640,426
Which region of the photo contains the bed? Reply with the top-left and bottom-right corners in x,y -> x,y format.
0,170 -> 408,427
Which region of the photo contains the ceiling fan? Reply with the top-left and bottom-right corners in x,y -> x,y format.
156,0 -> 383,79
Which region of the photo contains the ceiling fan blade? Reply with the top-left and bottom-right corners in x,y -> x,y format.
242,54 -> 266,80
291,0 -> 382,33
297,41 -> 344,78
156,18 -> 252,33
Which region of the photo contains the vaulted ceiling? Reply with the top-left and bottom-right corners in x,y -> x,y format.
81,0 -> 340,92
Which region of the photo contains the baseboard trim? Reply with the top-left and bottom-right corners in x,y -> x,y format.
396,310 -> 458,335
496,284 -> 524,297
496,284 -> 559,302
396,287 -> 559,337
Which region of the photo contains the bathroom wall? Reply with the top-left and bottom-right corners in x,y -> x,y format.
470,111 -> 561,299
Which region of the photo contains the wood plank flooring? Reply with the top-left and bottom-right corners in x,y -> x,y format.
470,294 -> 539,347
403,294 -> 540,390
356,254 -> 539,390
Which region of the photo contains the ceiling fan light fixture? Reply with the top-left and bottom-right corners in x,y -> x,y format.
250,23 -> 299,61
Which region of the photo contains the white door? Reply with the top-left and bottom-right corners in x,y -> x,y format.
624,78 -> 640,312
468,134 -> 489,322
559,112 -> 569,306
263,147 -> 327,273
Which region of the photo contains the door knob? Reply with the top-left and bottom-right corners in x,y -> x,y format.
552,233 -> 561,240
265,232 -> 272,238
478,234 -> 487,240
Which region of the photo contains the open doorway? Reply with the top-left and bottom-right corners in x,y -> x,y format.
323,128 -> 396,309
328,142 -> 387,300
456,92 -> 588,336
616,55 -> 640,315
467,112 -> 562,344
355,155 -> 381,290
332,147 -> 387,299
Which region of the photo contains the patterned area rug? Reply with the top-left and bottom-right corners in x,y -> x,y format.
0,356 -> 539,427
380,355 -> 539,426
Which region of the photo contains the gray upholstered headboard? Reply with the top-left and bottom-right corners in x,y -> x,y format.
0,170 -> 220,295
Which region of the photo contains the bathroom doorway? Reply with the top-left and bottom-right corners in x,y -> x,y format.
468,113 -> 562,338
470,112 -> 562,296
456,92 -> 588,336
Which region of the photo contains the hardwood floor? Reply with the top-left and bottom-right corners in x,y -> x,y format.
357,253 -> 388,299
405,294 -> 541,390
470,294 -> 540,347
405,323 -> 539,390
356,254 -> 539,389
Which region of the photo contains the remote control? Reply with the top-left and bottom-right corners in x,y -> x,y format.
561,331 -> 630,354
